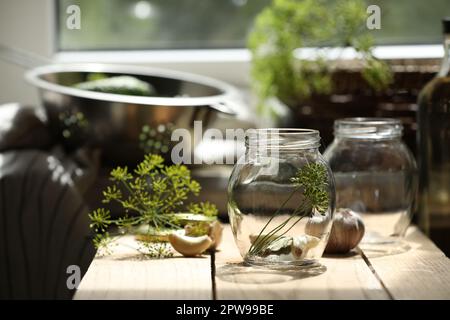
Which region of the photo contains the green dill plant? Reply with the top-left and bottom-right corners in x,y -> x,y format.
137,241 -> 174,259
248,0 -> 393,114
89,154 -> 218,254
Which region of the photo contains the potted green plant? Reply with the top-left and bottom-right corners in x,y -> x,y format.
248,0 -> 394,145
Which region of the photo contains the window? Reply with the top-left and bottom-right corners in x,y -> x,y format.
57,0 -> 271,50
57,0 -> 450,52
370,0 -> 450,45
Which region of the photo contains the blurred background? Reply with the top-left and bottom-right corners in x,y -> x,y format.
2,0 -> 450,104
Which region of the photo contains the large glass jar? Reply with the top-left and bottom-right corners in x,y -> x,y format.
323,118 -> 417,245
227,129 -> 335,268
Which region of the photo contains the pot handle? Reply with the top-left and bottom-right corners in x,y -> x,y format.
210,99 -> 243,116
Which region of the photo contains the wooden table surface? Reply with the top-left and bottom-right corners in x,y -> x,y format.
74,225 -> 450,300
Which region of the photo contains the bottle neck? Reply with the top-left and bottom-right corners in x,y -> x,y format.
439,34 -> 450,77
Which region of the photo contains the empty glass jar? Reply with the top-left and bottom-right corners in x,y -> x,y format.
323,118 -> 418,245
227,129 -> 335,268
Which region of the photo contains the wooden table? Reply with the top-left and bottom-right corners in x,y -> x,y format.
74,225 -> 450,300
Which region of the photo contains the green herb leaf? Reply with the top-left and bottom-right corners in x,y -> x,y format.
291,163 -> 329,214
89,208 -> 111,233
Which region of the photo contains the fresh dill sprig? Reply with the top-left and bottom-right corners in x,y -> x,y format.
187,202 -> 219,217
290,162 -> 329,215
137,241 -> 174,259
92,232 -> 116,256
89,154 -> 218,255
248,163 -> 330,257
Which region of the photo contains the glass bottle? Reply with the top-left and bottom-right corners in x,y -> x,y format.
227,129 -> 335,268
417,18 -> 450,255
324,118 -> 417,246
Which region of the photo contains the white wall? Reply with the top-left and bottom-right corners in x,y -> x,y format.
0,0 -> 54,105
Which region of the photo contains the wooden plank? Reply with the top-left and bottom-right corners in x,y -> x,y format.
214,225 -> 389,300
74,236 -> 212,300
361,227 -> 450,300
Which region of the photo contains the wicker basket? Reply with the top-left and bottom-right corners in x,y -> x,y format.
284,59 -> 440,156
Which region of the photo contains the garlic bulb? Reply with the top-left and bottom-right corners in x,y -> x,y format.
325,209 -> 365,254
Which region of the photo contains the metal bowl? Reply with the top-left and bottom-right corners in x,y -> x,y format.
25,63 -> 243,165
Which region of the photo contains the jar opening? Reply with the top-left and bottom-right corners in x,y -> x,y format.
245,128 -> 321,150
334,118 -> 403,139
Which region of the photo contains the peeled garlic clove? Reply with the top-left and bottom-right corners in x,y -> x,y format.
325,208 -> 365,254
208,220 -> 224,249
168,233 -> 212,257
291,235 -> 320,259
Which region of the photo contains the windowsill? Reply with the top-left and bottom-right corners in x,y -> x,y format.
54,48 -> 252,63
54,45 -> 443,63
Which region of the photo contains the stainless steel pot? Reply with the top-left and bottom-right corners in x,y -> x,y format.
25,63 -> 244,165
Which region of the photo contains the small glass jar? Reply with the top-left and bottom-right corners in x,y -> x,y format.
227,129 -> 335,268
323,118 -> 418,245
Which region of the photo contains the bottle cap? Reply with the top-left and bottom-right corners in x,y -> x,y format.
443,18 -> 450,34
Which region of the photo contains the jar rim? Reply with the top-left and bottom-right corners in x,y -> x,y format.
334,117 -> 403,139
245,128 -> 321,150
252,128 -> 320,135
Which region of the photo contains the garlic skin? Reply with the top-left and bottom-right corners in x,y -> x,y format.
168,233 -> 212,257
325,209 -> 365,254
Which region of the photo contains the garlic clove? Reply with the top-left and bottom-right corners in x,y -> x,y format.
305,215 -> 330,238
168,233 -> 212,257
208,220 -> 224,249
291,235 -> 321,259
